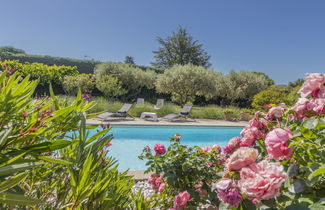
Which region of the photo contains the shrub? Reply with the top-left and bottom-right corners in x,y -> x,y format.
0,51 -> 99,74
94,62 -> 156,99
62,73 -> 95,95
0,67 -> 92,206
156,64 -> 217,105
96,74 -> 127,98
0,66 -> 137,208
216,70 -> 269,107
251,90 -> 288,110
0,60 -> 78,86
287,86 -> 301,105
139,136 -> 222,208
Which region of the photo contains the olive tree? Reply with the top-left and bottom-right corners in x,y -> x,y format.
62,73 -> 95,95
96,74 -> 127,98
94,62 -> 156,99
215,71 -> 269,107
156,64 -> 217,105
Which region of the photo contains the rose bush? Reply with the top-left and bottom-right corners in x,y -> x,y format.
141,73 -> 325,209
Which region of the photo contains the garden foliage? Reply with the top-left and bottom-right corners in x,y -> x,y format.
152,26 -> 211,68
0,64 -> 138,209
94,62 -> 156,99
63,73 -> 96,95
156,64 -> 218,105
141,73 -> 325,209
0,60 -> 78,86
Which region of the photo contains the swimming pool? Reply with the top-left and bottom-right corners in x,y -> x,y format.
89,125 -> 243,171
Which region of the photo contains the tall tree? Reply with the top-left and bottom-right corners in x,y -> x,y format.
124,56 -> 135,64
152,27 -> 211,68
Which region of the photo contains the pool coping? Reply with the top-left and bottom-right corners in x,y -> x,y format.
87,118 -> 249,127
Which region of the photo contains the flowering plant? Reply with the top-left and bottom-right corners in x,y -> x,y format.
141,73 -> 325,209
139,135 -> 224,208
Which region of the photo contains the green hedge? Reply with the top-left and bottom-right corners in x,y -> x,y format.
0,52 -> 99,74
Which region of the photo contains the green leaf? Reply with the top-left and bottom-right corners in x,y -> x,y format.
0,192 -> 42,205
300,127 -> 317,139
85,128 -> 110,144
309,165 -> 325,179
262,199 -> 277,207
21,140 -> 71,153
303,117 -> 318,129
309,203 -> 325,210
0,162 -> 43,177
242,199 -> 256,210
0,173 -> 28,193
36,156 -> 71,165
0,152 -> 27,167
0,127 -> 12,148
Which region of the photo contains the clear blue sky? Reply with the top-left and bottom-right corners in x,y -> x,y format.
1,0 -> 325,84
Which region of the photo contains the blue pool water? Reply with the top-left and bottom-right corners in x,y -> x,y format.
89,125 -> 243,171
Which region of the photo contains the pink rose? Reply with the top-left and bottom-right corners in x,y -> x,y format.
317,86 -> 325,98
249,115 -> 268,130
216,179 -> 242,207
267,106 -> 285,120
223,137 -> 241,154
194,181 -> 207,198
238,160 -> 287,201
202,145 -> 212,152
173,191 -> 191,208
312,98 -> 325,114
229,137 -> 241,147
154,143 -> 166,156
222,144 -> 233,154
202,144 -> 221,154
158,183 -> 165,193
212,144 -> 221,154
240,126 -> 264,147
155,178 -> 162,187
265,128 -> 293,161
226,147 -> 258,171
298,73 -> 325,98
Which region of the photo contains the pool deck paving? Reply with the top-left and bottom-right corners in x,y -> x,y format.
87,118 -> 249,127
87,117 -> 248,180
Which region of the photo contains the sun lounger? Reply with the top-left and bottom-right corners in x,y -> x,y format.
154,99 -> 164,109
163,104 -> 194,121
137,98 -> 144,104
97,104 -> 134,120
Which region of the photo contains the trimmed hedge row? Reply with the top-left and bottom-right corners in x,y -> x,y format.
0,52 -> 99,74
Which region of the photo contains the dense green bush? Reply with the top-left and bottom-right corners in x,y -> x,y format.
62,73 -> 95,95
156,64 -> 218,105
0,51 -> 99,74
0,60 -> 78,86
215,70 -> 269,107
96,74 -> 127,98
251,90 -> 289,109
94,62 -> 157,99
